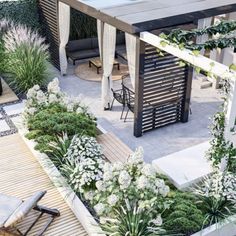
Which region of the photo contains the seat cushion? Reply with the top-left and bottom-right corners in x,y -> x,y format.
0,193 -> 22,227
68,49 -> 99,61
4,191 -> 46,228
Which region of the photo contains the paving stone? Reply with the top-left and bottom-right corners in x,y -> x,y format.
4,102 -> 24,116
0,120 -> 11,132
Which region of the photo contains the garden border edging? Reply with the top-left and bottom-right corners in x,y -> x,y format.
18,127 -> 105,236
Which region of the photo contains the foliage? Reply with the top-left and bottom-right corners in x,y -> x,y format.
70,9 -> 97,40
0,40 -> 6,75
163,192 -> 205,236
0,19 -> 13,75
163,20 -> 236,51
101,200 -> 165,236
61,135 -> 105,194
0,0 -> 39,29
26,104 -> 97,152
207,111 -> 236,170
3,25 -> 49,93
91,147 -> 170,218
194,171 -> 236,226
47,133 -> 72,168
24,78 -> 97,153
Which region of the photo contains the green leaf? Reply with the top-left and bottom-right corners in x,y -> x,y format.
160,40 -> 168,47
179,61 -> 186,67
195,67 -> 201,74
229,64 -> 236,71
210,62 -> 215,67
192,50 -> 200,56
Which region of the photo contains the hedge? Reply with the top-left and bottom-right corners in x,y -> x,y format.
70,8 -> 97,40
0,0 -> 39,29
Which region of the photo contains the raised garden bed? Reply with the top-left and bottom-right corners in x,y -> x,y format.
18,126 -> 105,236
17,124 -> 236,236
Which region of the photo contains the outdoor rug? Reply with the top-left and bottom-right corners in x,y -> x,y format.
74,61 -> 129,82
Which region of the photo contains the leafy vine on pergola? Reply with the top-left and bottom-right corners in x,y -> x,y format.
162,20 -> 236,51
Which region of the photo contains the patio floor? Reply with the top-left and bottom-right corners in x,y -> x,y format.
54,62 -> 222,163
0,134 -> 87,236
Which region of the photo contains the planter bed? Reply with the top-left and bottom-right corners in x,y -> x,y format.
18,124 -> 236,236
18,126 -> 105,236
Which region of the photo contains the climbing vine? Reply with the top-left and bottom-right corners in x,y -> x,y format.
161,20 -> 236,51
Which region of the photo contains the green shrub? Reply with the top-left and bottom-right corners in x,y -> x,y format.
26,103 -> 97,152
4,25 -> 50,94
163,192 -> 205,236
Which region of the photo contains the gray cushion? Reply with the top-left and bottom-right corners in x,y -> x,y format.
0,193 -> 22,227
68,49 -> 99,60
4,191 -> 46,228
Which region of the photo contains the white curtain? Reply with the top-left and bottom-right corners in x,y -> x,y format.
101,23 -> 116,109
58,2 -> 70,75
125,33 -> 138,89
97,20 -> 103,59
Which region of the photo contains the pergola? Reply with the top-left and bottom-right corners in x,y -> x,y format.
57,0 -> 236,137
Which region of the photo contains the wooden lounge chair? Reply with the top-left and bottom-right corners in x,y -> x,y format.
0,191 -> 60,236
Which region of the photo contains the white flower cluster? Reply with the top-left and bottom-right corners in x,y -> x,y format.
92,147 -> 170,217
62,135 -> 105,193
23,78 -> 87,120
195,170 -> 236,201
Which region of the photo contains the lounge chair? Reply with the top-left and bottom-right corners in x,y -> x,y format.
0,191 -> 60,236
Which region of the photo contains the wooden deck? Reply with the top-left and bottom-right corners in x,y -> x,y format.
0,79 -> 18,105
0,134 -> 87,236
97,132 -> 133,163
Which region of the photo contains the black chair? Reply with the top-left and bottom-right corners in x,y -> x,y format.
110,74 -> 130,119
123,85 -> 135,122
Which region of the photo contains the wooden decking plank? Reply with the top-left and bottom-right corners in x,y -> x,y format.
97,132 -> 133,163
0,134 -> 88,236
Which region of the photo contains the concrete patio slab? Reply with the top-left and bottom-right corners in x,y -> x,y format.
51,62 -> 222,163
152,141 -> 213,189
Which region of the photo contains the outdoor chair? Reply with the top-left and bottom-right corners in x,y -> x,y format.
123,85 -> 135,122
0,191 -> 60,236
110,74 -> 130,119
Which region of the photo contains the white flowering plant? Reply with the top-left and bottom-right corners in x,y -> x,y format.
194,170 -> 236,226
61,135 -> 105,195
23,78 -> 91,120
24,78 -> 97,153
100,200 -> 165,236
91,147 -> 170,218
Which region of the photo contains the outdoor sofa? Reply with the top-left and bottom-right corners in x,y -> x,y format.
66,33 -> 127,65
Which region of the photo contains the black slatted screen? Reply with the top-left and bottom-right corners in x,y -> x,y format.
38,0 -> 60,69
141,45 -> 189,133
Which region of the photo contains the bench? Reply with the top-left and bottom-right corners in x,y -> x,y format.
97,132 -> 132,163
66,34 -> 126,65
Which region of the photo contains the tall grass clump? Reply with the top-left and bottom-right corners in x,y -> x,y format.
0,19 -> 13,75
3,25 -> 49,94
